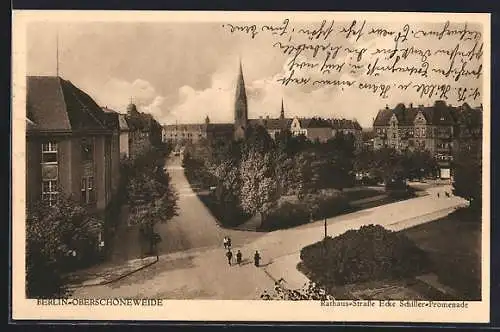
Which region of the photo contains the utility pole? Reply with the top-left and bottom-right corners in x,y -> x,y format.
324,218 -> 327,239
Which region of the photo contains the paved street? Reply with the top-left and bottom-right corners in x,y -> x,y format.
155,156 -> 263,255
72,158 -> 467,299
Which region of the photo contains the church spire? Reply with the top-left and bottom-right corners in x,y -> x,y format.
280,98 -> 285,119
234,58 -> 248,140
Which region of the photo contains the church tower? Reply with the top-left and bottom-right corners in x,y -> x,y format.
234,60 -> 248,140
280,97 -> 288,132
280,98 -> 285,120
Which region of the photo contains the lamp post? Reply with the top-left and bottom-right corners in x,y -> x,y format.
324,218 -> 327,239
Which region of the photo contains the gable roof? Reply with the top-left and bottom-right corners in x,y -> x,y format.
373,101 -> 457,127
331,118 -> 362,130
27,76 -> 110,132
373,108 -> 393,126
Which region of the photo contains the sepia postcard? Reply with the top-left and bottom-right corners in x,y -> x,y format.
11,10 -> 490,323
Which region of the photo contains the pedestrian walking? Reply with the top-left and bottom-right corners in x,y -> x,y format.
254,250 -> 261,267
226,250 -> 233,266
223,236 -> 229,250
227,237 -> 232,250
445,191 -> 450,198
236,250 -> 242,265
437,192 -> 440,198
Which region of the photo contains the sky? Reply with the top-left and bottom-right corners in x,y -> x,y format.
26,18 -> 484,128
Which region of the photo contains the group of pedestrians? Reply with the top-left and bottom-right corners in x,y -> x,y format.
223,236 -> 261,267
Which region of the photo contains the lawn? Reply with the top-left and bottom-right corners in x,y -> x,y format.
297,207 -> 481,301
402,208 -> 482,300
342,188 -> 384,201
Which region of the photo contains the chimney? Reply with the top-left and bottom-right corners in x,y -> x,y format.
409,103 -> 413,108
266,115 -> 270,120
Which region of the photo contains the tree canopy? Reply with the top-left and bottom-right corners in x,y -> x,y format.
26,195 -> 103,298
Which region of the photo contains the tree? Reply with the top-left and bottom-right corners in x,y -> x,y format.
239,151 -> 280,228
212,159 -> 242,208
294,151 -> 316,200
453,105 -> 482,211
127,167 -> 178,254
242,125 -> 275,155
26,195 -> 103,298
404,149 -> 437,180
371,147 -> 405,182
274,152 -> 296,196
453,142 -> 482,210
275,130 -> 310,156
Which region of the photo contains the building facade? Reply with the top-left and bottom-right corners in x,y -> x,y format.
118,113 -> 130,158
26,76 -> 120,224
289,117 -> 332,143
372,101 -> 482,179
331,119 -> 363,150
162,115 -> 234,146
124,103 -> 165,159
103,107 -> 130,159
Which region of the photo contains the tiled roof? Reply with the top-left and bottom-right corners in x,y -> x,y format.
421,101 -> 456,126
373,108 -> 393,127
249,117 -> 291,130
331,119 -> 362,130
298,117 -> 332,128
27,76 -> 110,132
373,101 -> 458,127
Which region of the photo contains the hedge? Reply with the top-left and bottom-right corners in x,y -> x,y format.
299,225 -> 431,288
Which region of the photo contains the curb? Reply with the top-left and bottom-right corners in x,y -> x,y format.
67,255 -> 159,289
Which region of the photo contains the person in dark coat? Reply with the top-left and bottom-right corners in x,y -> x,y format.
236,250 -> 242,265
254,251 -> 261,267
226,250 -> 233,266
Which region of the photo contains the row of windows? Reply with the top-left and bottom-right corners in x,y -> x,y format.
167,132 -> 204,138
41,139 -> 95,164
40,140 -> 96,206
41,178 -> 96,206
292,129 -> 307,136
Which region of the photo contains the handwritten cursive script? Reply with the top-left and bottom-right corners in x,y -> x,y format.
221,19 -> 483,102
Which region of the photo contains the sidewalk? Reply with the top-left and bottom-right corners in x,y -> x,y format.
66,256 -> 158,289
261,191 -> 466,292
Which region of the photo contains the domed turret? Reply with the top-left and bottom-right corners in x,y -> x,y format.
127,102 -> 139,117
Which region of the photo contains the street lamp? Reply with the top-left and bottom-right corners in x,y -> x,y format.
324,218 -> 327,239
